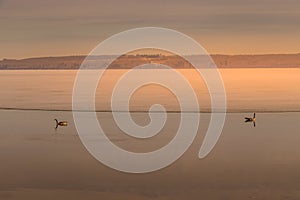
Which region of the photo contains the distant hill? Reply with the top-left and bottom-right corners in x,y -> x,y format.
0,54 -> 300,69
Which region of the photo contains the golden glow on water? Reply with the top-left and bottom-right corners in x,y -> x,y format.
0,69 -> 300,112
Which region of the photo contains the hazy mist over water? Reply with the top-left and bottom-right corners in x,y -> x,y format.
1,0 -> 300,198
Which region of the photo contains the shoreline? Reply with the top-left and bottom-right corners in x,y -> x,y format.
1,67 -> 300,70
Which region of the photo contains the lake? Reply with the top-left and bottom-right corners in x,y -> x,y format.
0,69 -> 299,199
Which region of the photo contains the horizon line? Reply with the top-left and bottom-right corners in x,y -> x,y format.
2,52 -> 300,61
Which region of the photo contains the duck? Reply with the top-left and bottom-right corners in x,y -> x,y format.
54,119 -> 68,129
244,113 -> 256,127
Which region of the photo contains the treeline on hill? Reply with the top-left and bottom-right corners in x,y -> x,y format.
0,54 -> 300,69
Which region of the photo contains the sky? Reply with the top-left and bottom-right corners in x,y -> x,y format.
0,0 -> 299,59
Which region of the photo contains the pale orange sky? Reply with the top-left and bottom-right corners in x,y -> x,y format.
0,0 -> 299,59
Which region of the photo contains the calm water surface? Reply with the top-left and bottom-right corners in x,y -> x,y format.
0,69 -> 299,199
1,69 -> 300,112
